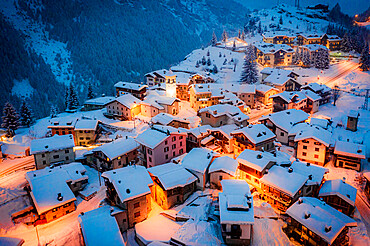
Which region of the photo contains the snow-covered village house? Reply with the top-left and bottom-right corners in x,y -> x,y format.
91,136 -> 138,171
262,31 -> 296,46
144,69 -> 167,87
301,82 -> 332,105
206,124 -> 238,154
208,156 -> 238,189
296,33 -> 342,51
105,94 -> 142,120
82,96 -> 115,111
25,162 -> 88,223
263,70 -> 301,93
285,197 -> 356,246
188,83 -> 225,112
260,165 -> 308,212
223,84 -> 256,109
48,118 -> 76,139
78,206 -> 125,246
318,179 -> 357,217
102,165 -> 153,230
346,110 -> 360,132
219,180 -> 254,245
135,125 -> 187,167
256,84 -> 279,106
198,104 -> 249,128
140,94 -> 180,117
334,141 -> 366,172
294,125 -> 332,166
259,109 -> 309,145
183,125 -> 212,152
254,42 -> 295,67
151,113 -> 190,129
30,134 -> 75,170
181,148 -> 219,190
270,90 -> 321,114
114,81 -> 147,100
299,44 -> 329,59
74,119 -> 99,146
147,163 -> 197,210
236,149 -> 277,191
231,124 -> 276,155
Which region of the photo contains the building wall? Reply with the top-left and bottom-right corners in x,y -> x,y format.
34,148 -> 75,170
140,104 -> 160,118
40,201 -> 75,223
75,130 -> 96,146
275,127 -> 289,145
106,101 -> 141,120
296,138 -> 327,166
209,171 -> 234,190
256,89 -> 278,105
176,84 -> 189,101
334,154 -> 362,172
238,93 -> 255,108
50,127 -> 75,141
223,223 -> 252,245
94,149 -> 138,171
126,194 -> 151,228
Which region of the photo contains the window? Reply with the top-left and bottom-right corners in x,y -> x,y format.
56,131 -> 59,135
315,147 -> 319,152
147,149 -> 152,155
173,151 -> 176,157
165,154 -> 168,159
179,149 -> 183,154
148,157 -> 152,162
165,140 -> 168,145
118,161 -> 121,166
219,176 -> 223,181
303,145 -> 307,150
43,160 -> 46,165
280,132 -> 284,136
41,154 -> 45,158
172,144 -> 176,149
134,212 -> 140,218
302,152 -> 307,157
164,147 -> 169,152
314,154 -> 319,159
53,155 -> 60,159
180,142 -> 182,147
134,202 -> 140,208
172,136 -> 176,142
179,136 -> 183,140
79,137 -> 84,140
66,156 -> 69,161
65,149 -> 69,154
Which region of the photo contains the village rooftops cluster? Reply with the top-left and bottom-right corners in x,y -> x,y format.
30,134 -> 75,155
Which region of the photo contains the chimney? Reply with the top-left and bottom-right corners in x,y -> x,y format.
325,226 -> 332,233
304,212 -> 311,219
288,167 -> 293,173
57,193 -> 63,201
207,153 -> 211,159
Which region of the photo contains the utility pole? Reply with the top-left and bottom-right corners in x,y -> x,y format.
363,89 -> 369,110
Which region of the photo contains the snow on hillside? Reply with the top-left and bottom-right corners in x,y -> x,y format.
11,79 -> 34,99
0,0 -> 73,85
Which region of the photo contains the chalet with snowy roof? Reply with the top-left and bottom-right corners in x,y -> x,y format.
262,69 -> 300,92
74,119 -> 99,146
147,163 -> 197,209
183,125 -> 212,152
91,136 -> 138,171
334,141 -> 366,172
135,125 -> 186,167
114,81 -> 147,100
78,206 -> 125,246
25,163 -> 88,223
145,69 -> 168,87
223,84 -> 256,109
255,84 -> 279,106
102,165 -> 153,230
310,117 -> 331,130
363,172 -> 370,201
237,149 -> 277,190
297,33 -> 341,51
301,82 -> 332,105
30,134 -> 75,170
198,104 -> 249,128
219,180 -> 254,245
209,156 -> 238,189
105,94 -> 141,120
231,124 -> 276,155
262,31 -> 296,46
260,165 -> 308,212
325,34 -> 342,51
253,42 -> 295,67
48,118 -> 76,139
289,161 -> 328,197
295,125 -> 332,166
287,122 -> 310,146
270,90 -> 321,113
83,96 -> 115,111
151,113 -> 190,129
285,197 -> 356,246
180,148 -> 218,190
346,110 -> 360,132
259,109 -> 309,145
206,124 -> 238,154
318,179 -> 357,217
189,83 -> 225,111
141,93 -> 180,117
218,91 -> 247,110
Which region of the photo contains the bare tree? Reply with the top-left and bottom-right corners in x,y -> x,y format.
332,85 -> 340,106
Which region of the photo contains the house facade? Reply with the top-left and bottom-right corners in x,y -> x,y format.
114,82 -> 147,100
74,120 -> 99,146
105,94 -> 141,120
254,42 -> 295,67
334,141 -> 366,172
198,104 -> 249,128
208,156 -> 238,189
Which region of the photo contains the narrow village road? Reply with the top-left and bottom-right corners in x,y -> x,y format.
0,156 -> 35,178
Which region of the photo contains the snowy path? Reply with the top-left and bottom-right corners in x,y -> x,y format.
0,157 -> 35,178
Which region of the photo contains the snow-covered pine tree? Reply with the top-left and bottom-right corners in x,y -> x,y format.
213,65 -> 218,74
223,58 -> 227,65
302,51 -> 311,67
20,101 -> 33,127
232,41 -> 236,51
64,88 -> 70,110
240,45 -> 258,84
359,43 -> 370,71
206,57 -> 212,66
314,49 -> 329,69
238,29 -> 241,39
69,84 -> 79,109
222,29 -> 228,43
341,33 -> 352,52
257,22 -> 262,34
201,56 -> 206,65
211,31 -> 217,46
279,16 -> 283,25
241,30 -> 245,40
2,102 -> 20,137
207,50 -> 210,56
50,105 -> 58,118
292,47 -> 300,65
195,60 -> 200,68
87,82 -> 94,99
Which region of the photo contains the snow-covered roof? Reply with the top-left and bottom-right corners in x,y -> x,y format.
301,44 -> 328,51
135,125 -> 186,149
78,206 -> 125,246
319,179 -> 357,206
142,94 -> 180,109
264,70 -> 298,86
298,33 -> 325,39
256,84 -> 279,94
26,170 -> 76,215
209,156 -> 238,176
288,122 -> 310,137
185,125 -> 212,138
260,67 -> 275,75
48,118 -> 77,128
147,163 -> 197,190
326,34 -> 341,41
295,125 -> 332,147
200,135 -> 214,145
102,165 -> 153,203
231,124 -> 276,144
260,109 -> 309,133
219,180 -> 254,225
260,165 -> 308,197
301,82 -> 331,94
30,134 -> 75,155
113,94 -> 142,109
114,81 -> 147,91
173,71 -> 192,85
237,149 -> 276,172
190,83 -> 224,98
223,83 -> 255,94
219,91 -> 246,108
151,113 -> 189,126
145,69 -> 169,78
262,31 -> 296,39
334,141 -> 366,159
92,137 -> 138,160
289,161 -> 328,186
84,96 -> 115,106
254,42 -> 294,54
348,110 -> 360,118
181,148 -> 218,174
286,197 -> 356,245
0,237 -> 24,246
74,119 -> 99,130
270,91 -> 308,104
209,124 -> 238,140
310,118 -> 330,130
199,104 -> 249,123
302,89 -> 321,101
